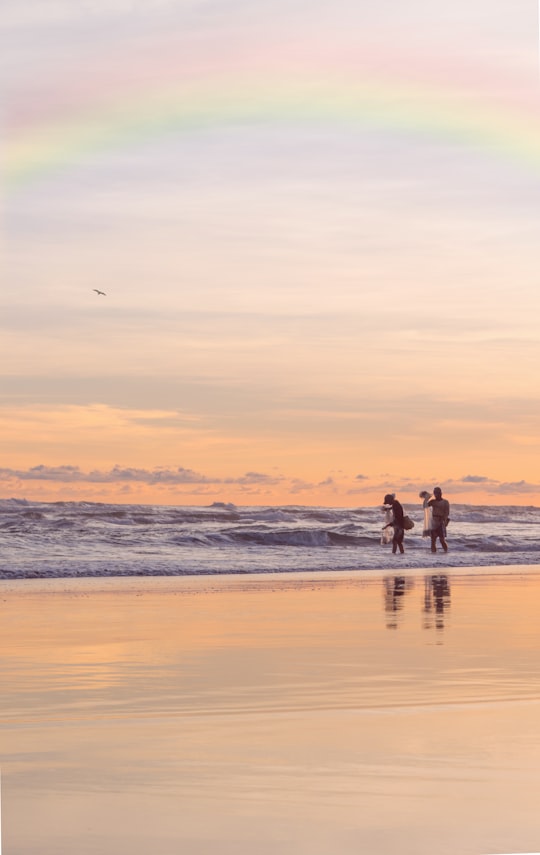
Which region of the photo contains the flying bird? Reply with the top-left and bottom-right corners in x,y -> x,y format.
93,289 -> 106,296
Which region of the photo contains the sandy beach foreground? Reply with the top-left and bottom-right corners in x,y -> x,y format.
1,567 -> 540,855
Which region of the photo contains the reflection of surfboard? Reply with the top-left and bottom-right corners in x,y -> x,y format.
423,504 -> 433,537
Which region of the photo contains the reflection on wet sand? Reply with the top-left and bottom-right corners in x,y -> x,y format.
423,574 -> 451,632
2,572 -> 540,855
384,574 -> 451,634
383,576 -> 409,629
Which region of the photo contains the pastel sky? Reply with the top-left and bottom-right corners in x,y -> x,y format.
3,0 -> 540,506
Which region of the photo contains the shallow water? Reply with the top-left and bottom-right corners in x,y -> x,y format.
1,569 -> 540,854
1,499 -> 540,577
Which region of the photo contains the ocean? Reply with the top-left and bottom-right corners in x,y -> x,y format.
1,499 -> 539,579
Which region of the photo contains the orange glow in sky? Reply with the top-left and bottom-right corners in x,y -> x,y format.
2,2 -> 540,507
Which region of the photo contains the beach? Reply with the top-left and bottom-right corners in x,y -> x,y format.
2,568 -> 540,854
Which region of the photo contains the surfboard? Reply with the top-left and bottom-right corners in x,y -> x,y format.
381,505 -> 394,545
423,503 -> 433,537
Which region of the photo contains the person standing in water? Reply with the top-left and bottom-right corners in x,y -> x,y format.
428,487 -> 450,553
383,493 -> 405,554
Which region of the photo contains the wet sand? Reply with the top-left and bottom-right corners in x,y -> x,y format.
1,567 -> 540,854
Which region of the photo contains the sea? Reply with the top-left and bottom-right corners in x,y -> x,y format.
1,498 -> 539,579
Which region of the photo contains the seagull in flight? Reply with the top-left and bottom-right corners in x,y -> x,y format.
93,289 -> 106,296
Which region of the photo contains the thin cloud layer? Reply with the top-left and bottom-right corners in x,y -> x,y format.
0,465 -> 282,486
348,475 -> 540,498
1,466 -> 538,504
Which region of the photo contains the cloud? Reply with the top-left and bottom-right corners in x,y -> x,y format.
492,480 -> 540,495
446,477 -> 540,496
224,471 -> 282,485
345,473 -> 540,499
0,464 -> 281,486
1,463 -> 539,504
444,475 -> 499,491
459,474 -> 493,484
421,476 -> 540,497
289,478 -> 318,494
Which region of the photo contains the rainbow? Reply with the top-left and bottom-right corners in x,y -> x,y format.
6,76 -> 540,192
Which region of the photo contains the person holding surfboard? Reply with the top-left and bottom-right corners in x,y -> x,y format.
382,493 -> 406,554
428,487 -> 450,553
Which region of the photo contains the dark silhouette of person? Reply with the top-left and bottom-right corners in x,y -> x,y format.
428,487 -> 450,553
383,493 -> 405,554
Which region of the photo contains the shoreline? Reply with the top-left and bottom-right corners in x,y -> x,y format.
1,562 -> 538,596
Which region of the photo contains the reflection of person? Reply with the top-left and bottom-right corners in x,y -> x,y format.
428,487 -> 450,553
423,574 -> 451,631
419,490 -> 432,538
382,493 -> 405,554
384,576 -> 407,629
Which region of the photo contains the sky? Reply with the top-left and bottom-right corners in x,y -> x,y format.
2,0 -> 540,507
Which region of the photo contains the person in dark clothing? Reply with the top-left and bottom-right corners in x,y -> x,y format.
428,487 -> 450,553
383,493 -> 405,554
